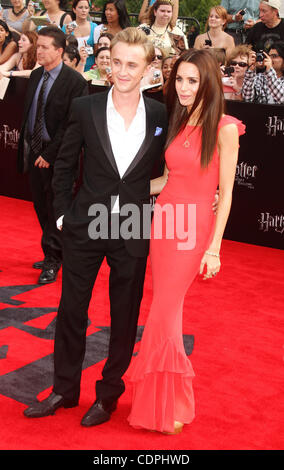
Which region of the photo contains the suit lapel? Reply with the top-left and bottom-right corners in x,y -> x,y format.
90,90 -> 119,175
122,96 -> 156,178
23,66 -> 44,123
45,62 -> 67,108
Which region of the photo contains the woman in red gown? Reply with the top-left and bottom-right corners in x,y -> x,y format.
127,49 -> 245,434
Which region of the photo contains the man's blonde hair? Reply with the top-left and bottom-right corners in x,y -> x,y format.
110,27 -> 154,64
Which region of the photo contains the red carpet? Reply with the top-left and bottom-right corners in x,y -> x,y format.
0,195 -> 283,450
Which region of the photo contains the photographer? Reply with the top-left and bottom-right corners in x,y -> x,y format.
246,0 -> 284,51
83,46 -> 111,83
140,45 -> 165,91
242,41 -> 284,103
222,44 -> 251,99
62,0 -> 97,71
221,0 -> 260,44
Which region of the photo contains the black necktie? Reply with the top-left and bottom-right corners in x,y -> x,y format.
31,71 -> 50,156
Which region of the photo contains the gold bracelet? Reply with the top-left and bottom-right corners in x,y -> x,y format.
205,250 -> 220,258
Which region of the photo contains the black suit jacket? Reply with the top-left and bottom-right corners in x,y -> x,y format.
17,62 -> 88,173
52,90 -> 168,257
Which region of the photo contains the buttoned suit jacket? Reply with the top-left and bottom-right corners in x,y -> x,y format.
17,62 -> 88,173
52,89 -> 168,258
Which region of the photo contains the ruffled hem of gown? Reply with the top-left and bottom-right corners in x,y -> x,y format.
127,336 -> 195,382
126,338 -> 195,433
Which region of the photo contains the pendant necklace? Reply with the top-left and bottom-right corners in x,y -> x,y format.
183,127 -> 192,148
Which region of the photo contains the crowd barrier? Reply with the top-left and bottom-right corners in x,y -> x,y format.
0,78 -> 283,250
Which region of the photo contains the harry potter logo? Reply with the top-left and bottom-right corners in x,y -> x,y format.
258,212 -> 284,234
235,161 -> 258,189
265,116 -> 284,137
0,124 -> 20,149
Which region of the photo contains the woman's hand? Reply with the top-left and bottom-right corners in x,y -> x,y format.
248,50 -> 256,70
27,1 -> 35,16
106,69 -> 113,83
79,46 -> 88,65
227,75 -> 241,93
199,252 -> 221,280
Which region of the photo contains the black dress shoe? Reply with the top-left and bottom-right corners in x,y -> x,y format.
38,267 -> 59,284
33,260 -> 44,269
81,399 -> 117,427
23,392 -> 78,418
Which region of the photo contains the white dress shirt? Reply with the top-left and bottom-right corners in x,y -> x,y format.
107,87 -> 146,213
57,88 -> 146,228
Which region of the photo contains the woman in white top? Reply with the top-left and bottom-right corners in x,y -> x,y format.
93,0 -> 131,44
0,30 -> 40,78
194,5 -> 234,57
138,0 -> 188,56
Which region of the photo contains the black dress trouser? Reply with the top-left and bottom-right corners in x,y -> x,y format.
28,160 -> 62,264
53,216 -> 148,405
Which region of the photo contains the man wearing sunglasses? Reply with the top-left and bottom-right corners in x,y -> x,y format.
221,0 -> 259,44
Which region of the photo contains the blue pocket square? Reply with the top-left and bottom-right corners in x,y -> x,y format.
154,127 -> 163,136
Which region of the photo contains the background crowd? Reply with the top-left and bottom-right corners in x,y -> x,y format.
0,0 -> 283,103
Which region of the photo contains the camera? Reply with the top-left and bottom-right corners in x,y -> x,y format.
256,50 -> 265,62
239,8 -> 247,15
205,39 -> 212,46
85,46 -> 93,55
153,70 -> 161,79
140,25 -> 151,35
224,66 -> 235,76
105,67 -> 111,75
68,21 -> 77,31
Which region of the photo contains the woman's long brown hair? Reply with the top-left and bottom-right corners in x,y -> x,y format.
165,49 -> 225,168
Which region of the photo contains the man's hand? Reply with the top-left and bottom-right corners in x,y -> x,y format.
34,156 -> 50,168
212,189 -> 219,215
235,10 -> 245,22
263,51 -> 273,72
244,18 -> 255,29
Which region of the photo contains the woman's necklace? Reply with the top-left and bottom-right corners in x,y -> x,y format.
150,24 -> 169,38
12,7 -> 26,17
183,127 -> 191,148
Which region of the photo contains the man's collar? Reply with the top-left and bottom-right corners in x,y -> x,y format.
44,61 -> 63,79
107,86 -> 145,112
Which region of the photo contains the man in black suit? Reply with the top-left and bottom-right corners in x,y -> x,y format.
23,27 -> 168,426
17,26 -> 88,284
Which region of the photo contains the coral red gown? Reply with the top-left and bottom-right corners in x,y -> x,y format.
127,115 -> 245,433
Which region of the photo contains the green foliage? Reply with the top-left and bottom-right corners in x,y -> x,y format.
179,0 -> 220,32
90,0 -> 220,31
